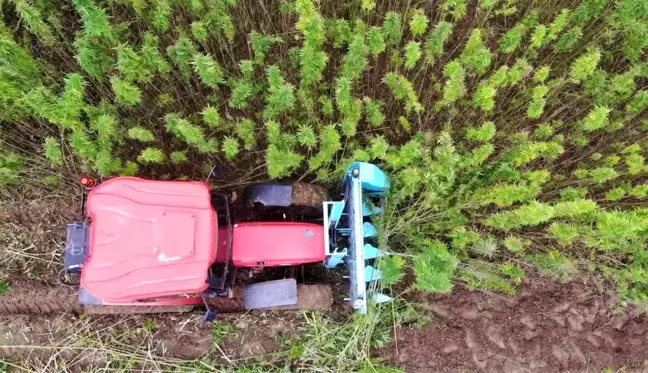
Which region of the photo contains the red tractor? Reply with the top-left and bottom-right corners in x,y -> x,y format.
61,162 -> 390,318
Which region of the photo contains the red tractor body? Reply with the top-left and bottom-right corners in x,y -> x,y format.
81,177 -> 324,305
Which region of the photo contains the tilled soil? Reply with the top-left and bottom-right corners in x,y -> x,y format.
0,195 -> 76,283
380,276 -> 648,373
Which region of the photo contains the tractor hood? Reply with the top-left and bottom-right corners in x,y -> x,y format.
82,177 -> 217,303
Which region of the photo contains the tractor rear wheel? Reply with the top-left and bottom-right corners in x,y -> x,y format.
0,286 -> 81,314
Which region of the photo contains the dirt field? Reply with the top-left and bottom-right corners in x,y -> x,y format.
381,276 -> 648,373
0,276 -> 646,372
2,197 -> 648,372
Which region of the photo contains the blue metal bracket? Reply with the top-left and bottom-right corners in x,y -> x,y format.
323,162 -> 389,314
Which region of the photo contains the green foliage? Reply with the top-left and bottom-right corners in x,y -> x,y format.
570,49 -> 601,83
415,240 -> 459,293
367,27 -> 386,56
504,236 -> 524,252
1,0 -> 648,314
473,82 -> 496,112
44,137 -> 63,166
441,60 -> 466,105
166,113 -> 216,153
499,22 -> 528,53
341,32 -> 370,80
264,66 -> 295,119
192,53 -> 225,88
582,106 -> 610,131
382,12 -> 402,46
141,33 -> 170,76
404,42 -> 421,69
229,80 -> 254,109
0,280 -> 9,294
170,150 -> 188,164
201,106 -> 221,128
548,222 -> 580,245
137,147 -> 165,163
191,21 -> 208,42
127,127 -> 155,142
297,123 -> 317,149
442,0 -> 468,21
409,10 -> 429,37
533,66 -> 551,83
425,22 -> 452,65
384,73 -> 423,114
117,44 -> 151,83
111,77 -> 141,107
250,32 -> 283,64
222,137 -> 239,159
167,36 -> 196,79
379,256 -> 405,286
528,250 -> 576,281
13,0 -> 56,45
460,29 -> 492,74
151,0 -> 170,31
266,144 -> 303,178
364,97 -> 385,127
236,119 -> 256,150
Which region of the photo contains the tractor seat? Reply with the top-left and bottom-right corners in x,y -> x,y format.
82,177 -> 217,303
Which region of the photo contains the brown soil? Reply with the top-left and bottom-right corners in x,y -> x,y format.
380,276 -> 648,373
0,195 -> 77,284
1,275 -> 648,371
0,311 -> 306,370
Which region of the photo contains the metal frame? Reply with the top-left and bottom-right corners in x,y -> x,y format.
323,162 -> 389,314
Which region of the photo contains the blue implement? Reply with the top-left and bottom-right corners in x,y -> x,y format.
323,162 -> 389,314
363,223 -> 378,238
363,243 -> 382,260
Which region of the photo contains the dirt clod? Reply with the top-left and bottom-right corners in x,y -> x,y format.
443,343 -> 459,354
613,314 -> 630,331
429,304 -> 450,319
567,315 -> 584,331
552,344 -> 569,367
529,360 -> 548,369
585,332 -> 601,347
550,314 -> 566,328
568,340 -> 586,365
520,315 -> 536,330
460,308 -> 479,320
553,303 -> 572,314
486,326 -> 506,349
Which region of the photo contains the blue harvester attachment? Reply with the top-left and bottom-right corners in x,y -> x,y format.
324,162 -> 391,314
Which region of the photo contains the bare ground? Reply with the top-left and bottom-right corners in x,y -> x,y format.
0,311 -> 307,372
380,276 -> 648,373
3,197 -> 648,372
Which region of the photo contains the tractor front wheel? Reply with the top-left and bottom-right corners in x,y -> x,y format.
290,182 -> 328,208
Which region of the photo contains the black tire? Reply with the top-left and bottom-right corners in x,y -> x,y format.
290,182 -> 328,208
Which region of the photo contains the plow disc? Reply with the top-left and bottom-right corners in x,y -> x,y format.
0,284 -> 333,315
